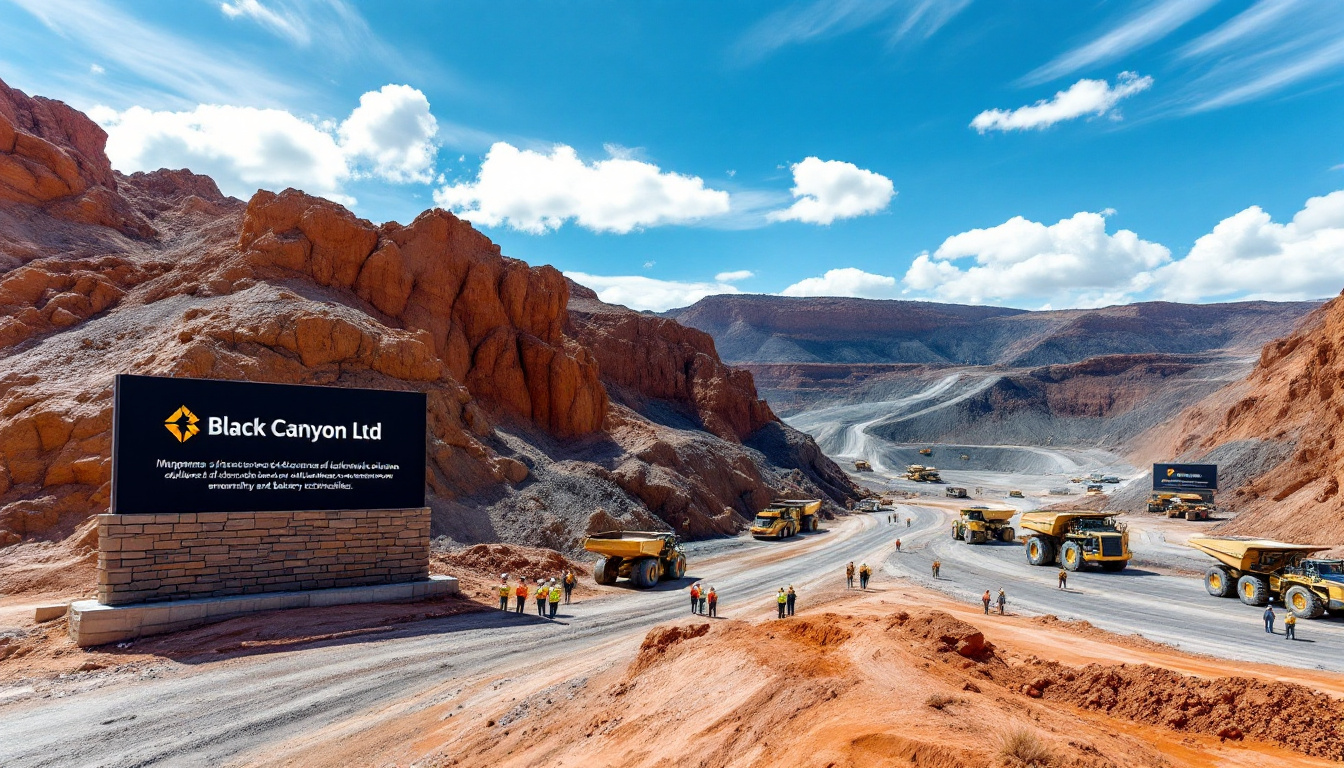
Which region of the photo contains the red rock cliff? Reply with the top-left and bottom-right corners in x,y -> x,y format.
0,79 -> 857,574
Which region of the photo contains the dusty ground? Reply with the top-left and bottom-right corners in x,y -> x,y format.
0,543 -> 588,688
4,518 -> 1343,767
287,582 -> 1344,768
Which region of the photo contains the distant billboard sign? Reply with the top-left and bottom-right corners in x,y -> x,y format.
112,375 -> 426,514
1153,463 -> 1217,492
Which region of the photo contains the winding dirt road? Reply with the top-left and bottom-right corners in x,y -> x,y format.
0,517 -> 900,768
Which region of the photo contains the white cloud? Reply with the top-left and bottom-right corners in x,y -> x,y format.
89,63 -> 104,75
715,270 -> 755,283
565,272 -> 740,312
220,0 -> 308,45
339,84 -> 438,183
766,158 -> 894,225
10,0 -> 299,107
902,211 -> 1171,306
1022,0 -> 1218,85
1153,190 -> 1344,301
434,143 -> 731,234
90,85 -> 439,205
780,268 -> 900,299
971,72 -> 1153,133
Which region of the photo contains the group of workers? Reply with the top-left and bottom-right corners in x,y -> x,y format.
981,588 -> 1007,615
496,570 -> 578,619
689,583 -> 719,617
1262,605 -> 1299,640
775,585 -> 797,618
845,561 -> 873,589
885,514 -> 911,527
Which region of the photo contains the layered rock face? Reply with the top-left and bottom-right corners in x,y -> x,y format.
0,79 -> 856,567
1149,297 -> 1344,544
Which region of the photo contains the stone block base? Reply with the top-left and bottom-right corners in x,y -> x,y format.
69,575 -> 458,647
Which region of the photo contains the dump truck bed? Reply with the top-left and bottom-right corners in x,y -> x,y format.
772,499 -> 821,515
1019,510 -> 1114,536
1186,536 -> 1327,572
583,531 -> 670,558
963,506 -> 1014,522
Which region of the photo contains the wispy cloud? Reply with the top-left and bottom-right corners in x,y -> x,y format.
1178,0 -> 1300,58
972,72 -> 1152,133
1022,0 -> 1219,85
735,0 -> 972,63
1172,1 -> 1344,113
220,0 -> 310,45
7,0 -> 299,107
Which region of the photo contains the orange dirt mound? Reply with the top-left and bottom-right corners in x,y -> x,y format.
779,615 -> 853,648
435,543 -> 587,582
1006,660 -> 1344,760
890,609 -> 992,659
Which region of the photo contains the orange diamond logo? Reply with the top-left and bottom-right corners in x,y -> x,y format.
165,405 -> 200,442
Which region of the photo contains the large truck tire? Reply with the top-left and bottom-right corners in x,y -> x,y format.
666,554 -> 687,581
1025,537 -> 1054,566
631,557 -> 662,588
1237,575 -> 1270,606
805,516 -> 818,532
1060,541 -> 1084,572
1099,560 -> 1127,572
594,556 -> 622,585
1204,566 -> 1234,597
1286,585 -> 1326,618
953,524 -> 964,541
999,527 -> 1015,543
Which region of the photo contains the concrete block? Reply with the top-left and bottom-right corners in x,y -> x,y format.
34,604 -> 69,622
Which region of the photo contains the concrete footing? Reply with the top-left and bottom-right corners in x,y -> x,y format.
68,575 -> 459,647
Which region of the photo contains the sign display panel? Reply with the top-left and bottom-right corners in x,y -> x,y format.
1153,463 -> 1217,492
112,375 -> 426,514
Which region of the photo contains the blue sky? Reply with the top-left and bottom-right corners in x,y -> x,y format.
3,0 -> 1342,311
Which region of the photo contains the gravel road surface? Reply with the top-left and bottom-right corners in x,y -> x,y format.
884,501 -> 1344,672
0,516 -> 898,768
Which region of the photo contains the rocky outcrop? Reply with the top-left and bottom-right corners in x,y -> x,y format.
1149,296 -> 1344,544
0,78 -> 857,565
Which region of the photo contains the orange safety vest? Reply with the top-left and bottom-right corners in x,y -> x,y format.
691,586 -> 700,599
707,591 -> 717,604
565,573 -> 575,585
535,586 -> 548,599
515,584 -> 528,597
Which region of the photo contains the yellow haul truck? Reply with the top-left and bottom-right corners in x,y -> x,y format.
854,460 -> 873,472
750,499 -> 822,539
1147,492 -> 1214,520
585,531 -> 687,588
906,464 -> 941,482
952,506 -> 1015,544
1019,511 -> 1131,572
1186,536 -> 1344,617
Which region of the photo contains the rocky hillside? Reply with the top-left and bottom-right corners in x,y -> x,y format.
670,295 -> 1317,451
669,295 -> 1318,368
1143,296 -> 1344,545
0,78 -> 856,578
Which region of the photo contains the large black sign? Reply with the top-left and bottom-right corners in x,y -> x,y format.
1153,463 -> 1217,492
112,375 -> 426,514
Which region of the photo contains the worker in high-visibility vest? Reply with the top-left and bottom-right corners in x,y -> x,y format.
548,580 -> 563,619
535,581 -> 548,616
776,588 -> 787,619
514,578 -> 529,614
497,575 -> 510,610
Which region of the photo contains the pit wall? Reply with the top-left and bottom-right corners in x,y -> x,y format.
96,508 -> 430,605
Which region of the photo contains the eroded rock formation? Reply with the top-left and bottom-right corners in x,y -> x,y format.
0,78 -> 856,565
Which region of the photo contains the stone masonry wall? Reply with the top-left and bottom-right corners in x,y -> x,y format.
96,508 -> 430,605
